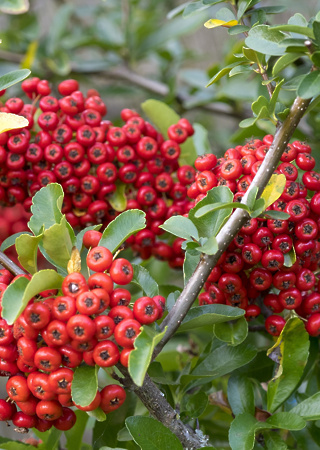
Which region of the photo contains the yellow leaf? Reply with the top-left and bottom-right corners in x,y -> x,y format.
21,41 -> 38,69
204,19 -> 238,29
67,247 -> 82,274
260,173 -> 286,209
0,112 -> 28,134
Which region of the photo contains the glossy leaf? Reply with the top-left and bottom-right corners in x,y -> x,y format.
15,233 -> 43,274
141,99 -> 197,165
213,316 -> 248,346
0,231 -> 32,252
260,173 -> 286,209
1,276 -> 29,325
206,62 -> 245,86
183,249 -> 201,284
191,342 -> 257,378
228,25 -> 250,35
87,407 -> 106,422
129,326 -> 167,387
180,391 -> 208,417
194,201 -> 250,218
131,264 -> 159,297
192,123 -> 211,155
2,269 -> 63,324
272,53 -> 302,76
270,24 -> 314,39
71,365 -> 99,407
0,69 -> 30,91
28,183 -> 64,236
297,71 -> 320,99
246,186 -> 259,210
160,216 -> 199,241
313,21 -> 320,47
291,392 -> 320,420
283,247 -> 296,268
178,304 -> 245,332
196,235 -> 218,255
65,410 -> 89,450
125,416 -> 183,450
99,210 -> 146,253
263,210 -> 290,220
227,375 -> 255,416
189,186 -> 233,238
267,318 -> 310,413
263,431 -> 288,450
250,198 -> 266,218
108,183 -> 127,212
42,216 -> 74,270
245,25 -> 286,56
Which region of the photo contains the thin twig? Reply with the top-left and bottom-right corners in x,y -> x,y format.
154,95 -> 311,358
0,251 -> 25,275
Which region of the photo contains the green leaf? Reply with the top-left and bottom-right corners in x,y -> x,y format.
87,407 -> 106,422
178,304 -> 245,332
2,269 -> 63,325
131,264 -> 159,297
263,431 -> 288,450
283,247 -> 296,268
214,316 -> 248,346
71,365 -> 99,407
237,0 -> 255,20
192,123 -> 211,155
311,51 -> 320,68
129,326 -> 167,387
28,183 -> 64,235
190,342 -> 257,378
108,182 -> 127,212
265,412 -> 305,430
196,235 -> 218,255
65,410 -> 89,450
270,24 -> 314,39
228,375 -> 255,416
126,416 -> 183,450
272,53 -> 302,76
194,201 -> 250,218
183,249 -> 201,285
206,62 -> 245,86
283,74 -> 306,91
246,186 -> 259,210
267,318 -> 310,413
99,210 -> 146,253
291,392 -> 320,420
141,99 -> 197,166
41,216 -> 74,270
263,210 -> 290,220
46,3 -> 74,55
251,95 -> 270,116
15,233 -> 43,274
160,216 -> 199,241
242,46 -> 264,65
250,198 -> 266,218
0,69 -> 30,91
188,186 -> 233,238
228,25 -> 250,35
180,391 -> 208,417
228,411 -> 305,450
75,224 -> 102,251
297,71 -> 320,99
313,21 -> 320,47
0,231 -> 32,252
245,25 -> 286,56
0,0 -> 29,14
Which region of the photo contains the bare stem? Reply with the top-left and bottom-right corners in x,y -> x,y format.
0,251 -> 25,275
118,366 -> 206,449
154,95 -> 311,358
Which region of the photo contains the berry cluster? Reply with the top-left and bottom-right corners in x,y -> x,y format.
0,234 -> 165,433
0,78 -> 196,266
192,136 -> 320,337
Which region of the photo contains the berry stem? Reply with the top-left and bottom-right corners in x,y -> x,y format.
154,95 -> 311,358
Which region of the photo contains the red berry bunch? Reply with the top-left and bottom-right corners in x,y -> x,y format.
0,245 -> 166,433
0,77 -> 196,267
193,136 -> 320,337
